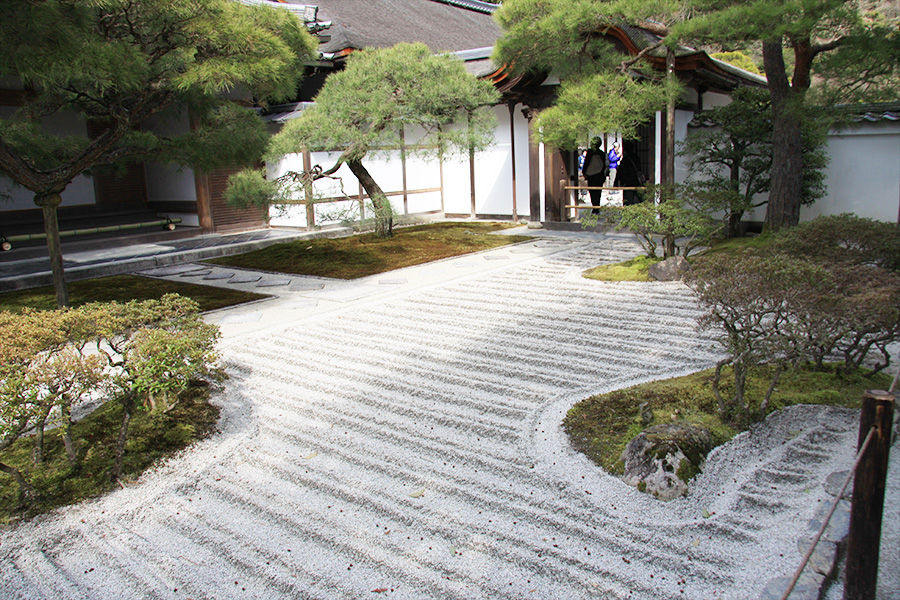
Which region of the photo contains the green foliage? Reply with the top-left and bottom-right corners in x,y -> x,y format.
587,184 -> 722,258
0,384 -> 219,523
0,0 -> 317,304
679,87 -> 829,237
0,295 -> 222,504
679,87 -> 771,236
0,0 -> 316,187
495,0 -> 685,150
266,43 -> 499,161
535,72 -> 682,149
223,168 -> 286,209
232,43 -> 499,237
582,256 -> 663,281
711,51 -> 761,74
771,213 -> 900,273
674,0 -> 899,229
0,275 -> 269,314
688,216 -> 900,424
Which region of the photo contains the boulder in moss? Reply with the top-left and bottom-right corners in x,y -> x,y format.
620,423 -> 714,500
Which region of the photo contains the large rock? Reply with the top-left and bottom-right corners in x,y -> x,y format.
648,256 -> 691,281
620,423 -> 714,500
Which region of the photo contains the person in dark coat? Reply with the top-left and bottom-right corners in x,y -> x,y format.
581,138 -> 608,214
614,140 -> 645,206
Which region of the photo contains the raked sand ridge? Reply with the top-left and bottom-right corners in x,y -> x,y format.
0,235 -> 884,599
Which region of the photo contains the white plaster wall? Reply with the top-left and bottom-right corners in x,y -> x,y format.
512,106 -> 531,220
674,108 -> 695,185
267,105 -> 524,224
442,149 -> 472,215
803,122 -> 900,224
472,105 -> 514,216
703,91 -> 732,109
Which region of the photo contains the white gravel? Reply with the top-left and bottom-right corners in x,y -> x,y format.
1,234 -> 896,599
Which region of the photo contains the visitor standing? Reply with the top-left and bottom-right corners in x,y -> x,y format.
607,141 -> 621,188
582,138 -> 608,214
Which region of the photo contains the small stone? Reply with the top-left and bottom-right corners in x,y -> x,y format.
648,256 -> 691,281
807,499 -> 852,544
638,402 -> 653,425
823,471 -> 852,499
797,537 -> 838,577
759,573 -> 825,600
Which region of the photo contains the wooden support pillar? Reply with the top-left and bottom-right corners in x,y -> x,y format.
844,389 -> 895,600
400,127 -> 409,215
524,108 -> 541,224
302,148 -> 315,230
665,47 -> 676,186
468,111 -> 477,218
508,101 -> 519,223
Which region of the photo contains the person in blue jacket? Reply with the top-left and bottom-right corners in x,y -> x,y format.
607,141 -> 621,188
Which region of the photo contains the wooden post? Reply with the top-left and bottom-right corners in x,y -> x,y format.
665,47 -> 676,187
524,108 -> 541,224
844,389 -> 895,600
468,111 -> 477,218
302,148 -> 315,230
400,127 -> 408,216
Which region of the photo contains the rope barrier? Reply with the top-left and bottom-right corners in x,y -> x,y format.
778,426 -> 876,600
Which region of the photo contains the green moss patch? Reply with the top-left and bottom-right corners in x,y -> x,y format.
582,256 -> 663,282
207,222 -> 531,279
0,383 -> 220,525
563,364 -> 891,476
0,275 -> 268,313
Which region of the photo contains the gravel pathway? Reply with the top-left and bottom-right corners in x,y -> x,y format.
0,236 -> 881,599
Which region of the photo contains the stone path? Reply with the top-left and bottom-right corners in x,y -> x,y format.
0,235 -> 892,599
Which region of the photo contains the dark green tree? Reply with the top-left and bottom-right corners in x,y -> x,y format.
496,0 -> 899,231
679,87 -> 828,237
493,0 -> 683,153
676,0 -> 900,231
0,0 -> 317,306
229,43 -> 500,238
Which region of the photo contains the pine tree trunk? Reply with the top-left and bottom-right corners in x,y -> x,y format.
762,38 -> 805,232
35,192 -> 69,307
347,159 -> 392,237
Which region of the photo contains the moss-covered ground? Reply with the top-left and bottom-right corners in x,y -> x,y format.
564,364 -> 891,476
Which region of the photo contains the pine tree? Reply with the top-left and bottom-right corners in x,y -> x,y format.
0,0 -> 317,306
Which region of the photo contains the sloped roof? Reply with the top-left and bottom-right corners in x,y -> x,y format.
283,0 -> 501,55
609,24 -> 767,92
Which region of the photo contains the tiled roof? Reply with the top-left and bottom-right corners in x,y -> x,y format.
839,102 -> 900,123
278,0 -> 501,55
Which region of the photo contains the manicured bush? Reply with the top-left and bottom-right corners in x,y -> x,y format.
588,184 -> 723,258
0,295 -> 222,505
688,216 -> 900,425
